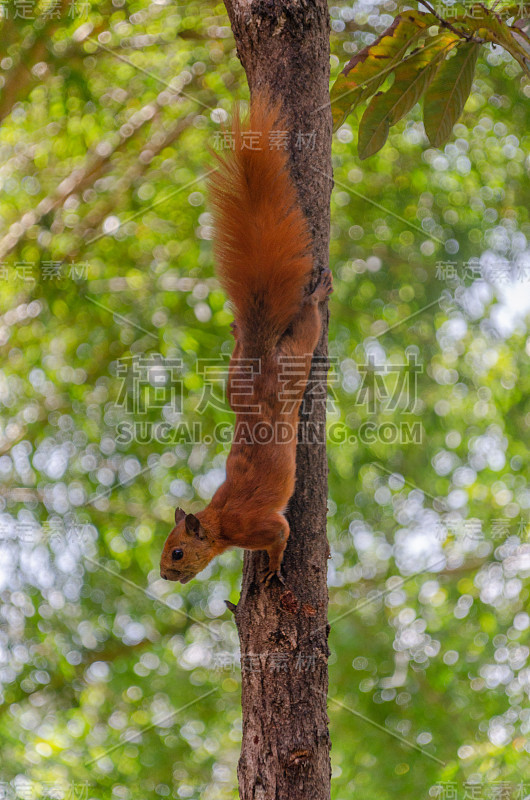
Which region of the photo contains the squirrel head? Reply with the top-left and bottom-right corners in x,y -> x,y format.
160,507 -> 215,584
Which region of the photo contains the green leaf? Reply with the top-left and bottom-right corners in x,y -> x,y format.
358,33 -> 459,159
463,5 -> 530,78
423,41 -> 480,148
357,91 -> 391,160
330,10 -> 436,131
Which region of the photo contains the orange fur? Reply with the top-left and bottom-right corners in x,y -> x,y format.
159,93 -> 332,586
208,94 -> 312,354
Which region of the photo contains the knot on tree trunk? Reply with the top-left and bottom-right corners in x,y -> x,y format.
287,748 -> 312,767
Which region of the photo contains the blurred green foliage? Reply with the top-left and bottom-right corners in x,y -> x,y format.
0,1 -> 529,799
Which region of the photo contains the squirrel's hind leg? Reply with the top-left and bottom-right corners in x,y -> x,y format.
281,268 -> 333,358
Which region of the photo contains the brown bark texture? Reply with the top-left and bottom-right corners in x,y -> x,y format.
223,2 -> 333,798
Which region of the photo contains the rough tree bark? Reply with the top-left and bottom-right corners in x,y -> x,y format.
223,2 -> 333,799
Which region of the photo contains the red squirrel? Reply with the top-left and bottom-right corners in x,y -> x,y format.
159,93 -> 332,585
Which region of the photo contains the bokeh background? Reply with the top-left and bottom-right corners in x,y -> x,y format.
0,1 -> 529,798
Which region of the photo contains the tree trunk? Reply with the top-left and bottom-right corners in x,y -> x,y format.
223,2 -> 332,798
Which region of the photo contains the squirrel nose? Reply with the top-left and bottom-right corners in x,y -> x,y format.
161,572 -> 169,580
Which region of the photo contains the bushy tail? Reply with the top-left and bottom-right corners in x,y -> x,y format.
209,93 -> 312,353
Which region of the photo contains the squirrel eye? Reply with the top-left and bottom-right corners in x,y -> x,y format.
172,548 -> 184,561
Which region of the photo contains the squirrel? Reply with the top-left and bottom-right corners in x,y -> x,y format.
160,93 -> 332,586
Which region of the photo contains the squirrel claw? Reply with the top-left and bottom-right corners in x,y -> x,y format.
319,268 -> 333,295
312,268 -> 333,303
262,569 -> 285,587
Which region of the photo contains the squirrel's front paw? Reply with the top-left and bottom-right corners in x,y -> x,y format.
262,568 -> 285,587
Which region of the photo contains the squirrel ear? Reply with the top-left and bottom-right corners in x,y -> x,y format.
185,513 -> 206,540
174,507 -> 186,526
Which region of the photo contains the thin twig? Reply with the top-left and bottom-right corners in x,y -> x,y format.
417,0 -> 475,40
